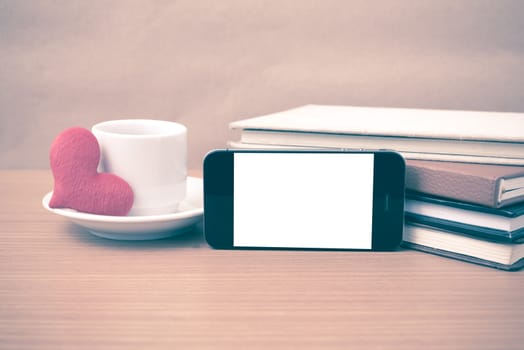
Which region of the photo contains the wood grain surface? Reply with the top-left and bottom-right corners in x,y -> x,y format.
1,170 -> 523,350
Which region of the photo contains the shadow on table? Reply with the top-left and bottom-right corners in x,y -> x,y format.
67,222 -> 207,250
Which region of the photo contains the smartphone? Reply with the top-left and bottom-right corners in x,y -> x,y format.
203,149 -> 405,251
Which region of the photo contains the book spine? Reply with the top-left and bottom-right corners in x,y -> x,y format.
405,164 -> 499,208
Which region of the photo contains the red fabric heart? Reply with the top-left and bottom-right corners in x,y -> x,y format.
49,127 -> 134,216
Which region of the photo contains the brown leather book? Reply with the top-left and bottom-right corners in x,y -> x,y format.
406,160 -> 524,208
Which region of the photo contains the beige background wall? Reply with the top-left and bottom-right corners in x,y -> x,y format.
1,0 -> 524,170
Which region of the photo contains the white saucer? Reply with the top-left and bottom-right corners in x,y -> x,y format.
42,177 -> 204,241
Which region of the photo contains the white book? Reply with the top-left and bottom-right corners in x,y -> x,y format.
228,141 -> 524,166
404,195 -> 524,241
231,105 -> 524,142
403,224 -> 524,270
229,105 -> 524,165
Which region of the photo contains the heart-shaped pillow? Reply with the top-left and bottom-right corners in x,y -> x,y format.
49,127 -> 134,216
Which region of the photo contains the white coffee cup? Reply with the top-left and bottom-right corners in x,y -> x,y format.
92,119 -> 187,216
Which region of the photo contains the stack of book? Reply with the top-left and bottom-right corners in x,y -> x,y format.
229,104 -> 524,270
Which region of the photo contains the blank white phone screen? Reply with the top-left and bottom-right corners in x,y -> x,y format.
233,153 -> 374,249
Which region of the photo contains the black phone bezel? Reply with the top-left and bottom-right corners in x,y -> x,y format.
203,149 -> 405,251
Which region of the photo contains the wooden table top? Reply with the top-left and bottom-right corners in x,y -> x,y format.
1,170 -> 523,350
